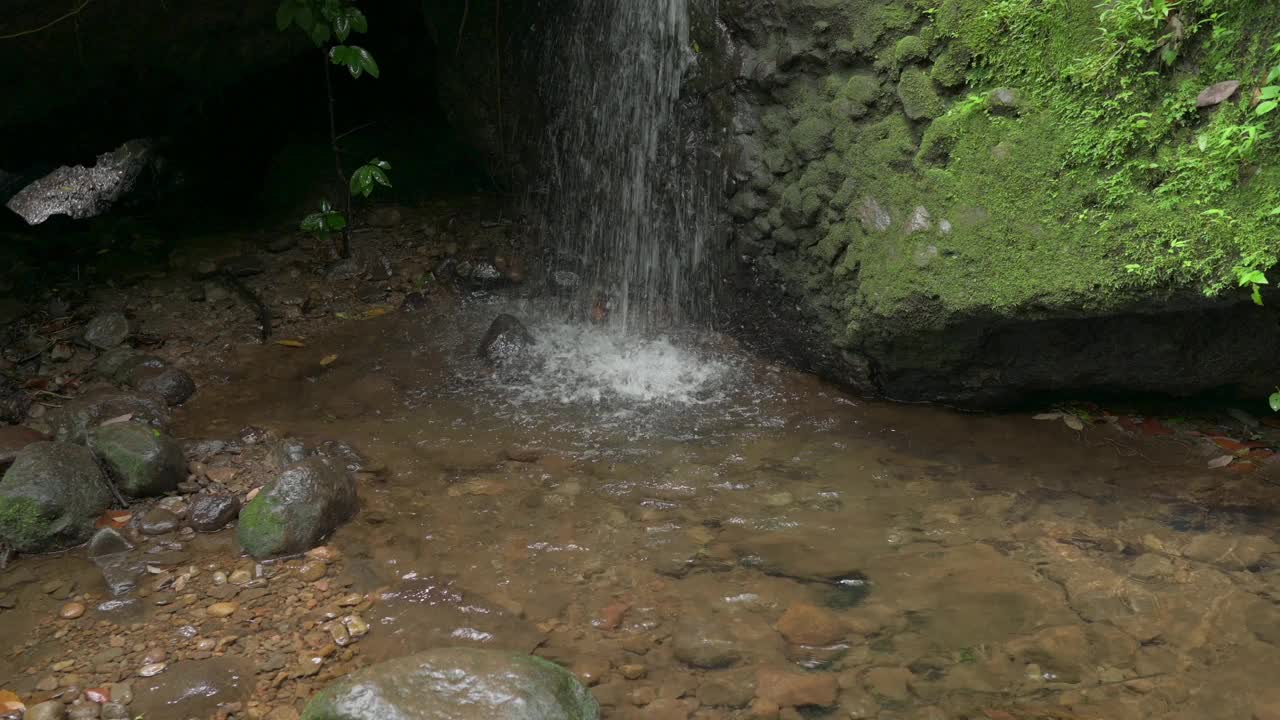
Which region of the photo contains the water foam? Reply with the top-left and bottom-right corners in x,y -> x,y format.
508,323 -> 732,406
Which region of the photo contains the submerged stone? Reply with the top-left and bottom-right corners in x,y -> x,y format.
237,457 -> 357,559
0,442 -> 113,552
301,648 -> 599,720
131,657 -> 256,719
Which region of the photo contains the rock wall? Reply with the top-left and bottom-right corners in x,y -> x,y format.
701,0 -> 1280,406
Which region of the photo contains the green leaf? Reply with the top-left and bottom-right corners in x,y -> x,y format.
324,212 -> 347,232
276,1 -> 296,31
1257,100 -> 1278,117
371,158 -> 391,170
1262,86 -> 1280,100
1253,284 -> 1265,306
1270,391 -> 1280,413
320,198 -> 333,212
301,212 -> 325,233
295,5 -> 314,32
370,167 -> 391,188
1238,270 -> 1268,287
348,8 -> 368,33
309,21 -> 331,46
333,14 -> 351,42
353,46 -> 379,78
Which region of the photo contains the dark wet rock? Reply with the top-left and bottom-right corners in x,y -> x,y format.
0,375 -> 31,424
673,618 -> 741,669
128,365 -> 196,406
188,495 -> 240,532
110,354 -> 165,384
83,311 -> 131,349
87,527 -> 133,559
478,314 -> 536,366
266,235 -> 297,253
399,292 -> 430,313
220,254 -> 265,277
1197,80 -> 1241,108
99,556 -> 146,596
94,347 -> 139,380
185,438 -> 228,459
50,390 -> 170,445
139,508 -> 181,535
550,270 -> 580,293
0,442 -> 112,552
131,657 -> 256,720
300,648 -> 599,720
6,139 -> 154,225
0,425 -> 49,471
89,422 -> 184,497
236,457 -> 357,559
272,438 -> 311,469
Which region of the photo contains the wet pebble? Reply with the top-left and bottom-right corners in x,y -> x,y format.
298,562 -> 327,582
59,601 -> 86,619
776,602 -> 847,647
101,703 -> 129,720
207,602 -> 239,618
137,662 -> 166,678
673,619 -> 741,669
229,569 -> 251,585
25,701 -> 64,720
138,508 -> 181,536
187,495 -> 240,532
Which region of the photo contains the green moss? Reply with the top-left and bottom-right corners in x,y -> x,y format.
931,45 -> 971,87
235,493 -> 286,558
893,35 -> 930,65
789,116 -> 834,160
0,496 -> 51,553
897,67 -> 945,120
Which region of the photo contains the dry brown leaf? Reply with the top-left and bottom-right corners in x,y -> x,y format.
1208,455 -> 1235,469
276,339 -> 306,348
320,354 -> 338,367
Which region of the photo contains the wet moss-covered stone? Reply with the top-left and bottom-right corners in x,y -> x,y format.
301,648 -> 599,720
237,457 -> 356,559
896,67 -> 944,120
893,35 -> 929,64
90,422 -> 184,498
0,442 -> 112,552
50,390 -> 170,445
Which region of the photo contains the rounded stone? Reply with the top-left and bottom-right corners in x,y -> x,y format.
187,495 -> 240,533
89,423 -> 184,498
0,442 -> 113,552
60,601 -> 86,619
84,312 -> 130,349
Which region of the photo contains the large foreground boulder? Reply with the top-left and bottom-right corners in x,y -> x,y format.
50,390 -> 170,445
0,442 -> 113,552
301,648 -> 599,720
237,457 -> 356,559
90,422 -> 184,497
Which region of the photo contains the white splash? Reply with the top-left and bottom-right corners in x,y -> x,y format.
507,323 -> 732,406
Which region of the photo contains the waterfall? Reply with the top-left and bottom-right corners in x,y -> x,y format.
530,0 -> 721,334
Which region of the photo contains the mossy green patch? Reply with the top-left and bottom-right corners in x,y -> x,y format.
897,67 -> 945,120
893,35 -> 931,65
0,495 -> 52,553
235,492 -> 287,558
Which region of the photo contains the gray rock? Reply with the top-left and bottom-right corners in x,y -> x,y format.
139,507 -> 180,535
98,556 -> 146,596
50,390 -> 170,445
6,139 -> 154,225
0,442 -> 113,552
272,438 -> 311,468
858,197 -> 892,233
985,87 -> 1024,114
89,422 -> 184,497
94,347 -> 140,380
905,206 -> 932,235
478,314 -> 536,366
399,292 -> 430,313
128,365 -> 196,406
83,312 -> 131,349
1197,80 -> 1241,108
101,702 -> 130,720
24,700 -> 66,720
300,648 -> 599,720
673,619 -> 741,669
551,270 -> 581,292
187,495 -> 240,532
87,527 -> 133,559
236,457 -> 357,559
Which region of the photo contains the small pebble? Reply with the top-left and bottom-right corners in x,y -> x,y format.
137,662 -> 166,678
60,602 -> 86,619
298,562 -> 327,582
207,602 -> 239,618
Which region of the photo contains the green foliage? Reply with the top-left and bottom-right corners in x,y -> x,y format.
350,159 -> 393,197
277,0 -> 367,46
300,199 -> 347,237
329,45 -> 379,79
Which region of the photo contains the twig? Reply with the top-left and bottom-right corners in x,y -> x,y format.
334,121 -> 376,142
0,0 -> 96,41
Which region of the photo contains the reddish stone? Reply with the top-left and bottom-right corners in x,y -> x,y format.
0,425 -> 49,470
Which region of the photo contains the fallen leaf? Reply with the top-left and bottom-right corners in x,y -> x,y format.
0,691 -> 23,713
246,487 -> 261,502
1211,436 -> 1247,452
276,339 -> 306,348
335,312 -> 352,320
95,510 -> 132,529
365,307 -> 389,318
320,354 -> 338,367
1063,415 -> 1084,431
1033,412 -> 1063,421
99,413 -> 133,427
1140,418 -> 1174,436
1208,455 -> 1235,469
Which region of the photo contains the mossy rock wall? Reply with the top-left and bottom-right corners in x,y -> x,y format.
708,0 -> 1280,405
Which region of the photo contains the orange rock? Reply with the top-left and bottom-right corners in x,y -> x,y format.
776,602 -> 847,646
595,600 -> 630,630
755,668 -> 838,708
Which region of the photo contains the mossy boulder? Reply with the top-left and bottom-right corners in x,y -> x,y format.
237,457 -> 356,559
90,422 -> 185,498
788,117 -> 834,161
49,390 -> 170,445
301,648 -> 599,720
893,35 -> 929,64
896,67 -> 944,120
0,442 -> 113,552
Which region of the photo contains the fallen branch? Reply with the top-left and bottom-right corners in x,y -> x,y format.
0,0 -> 96,41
